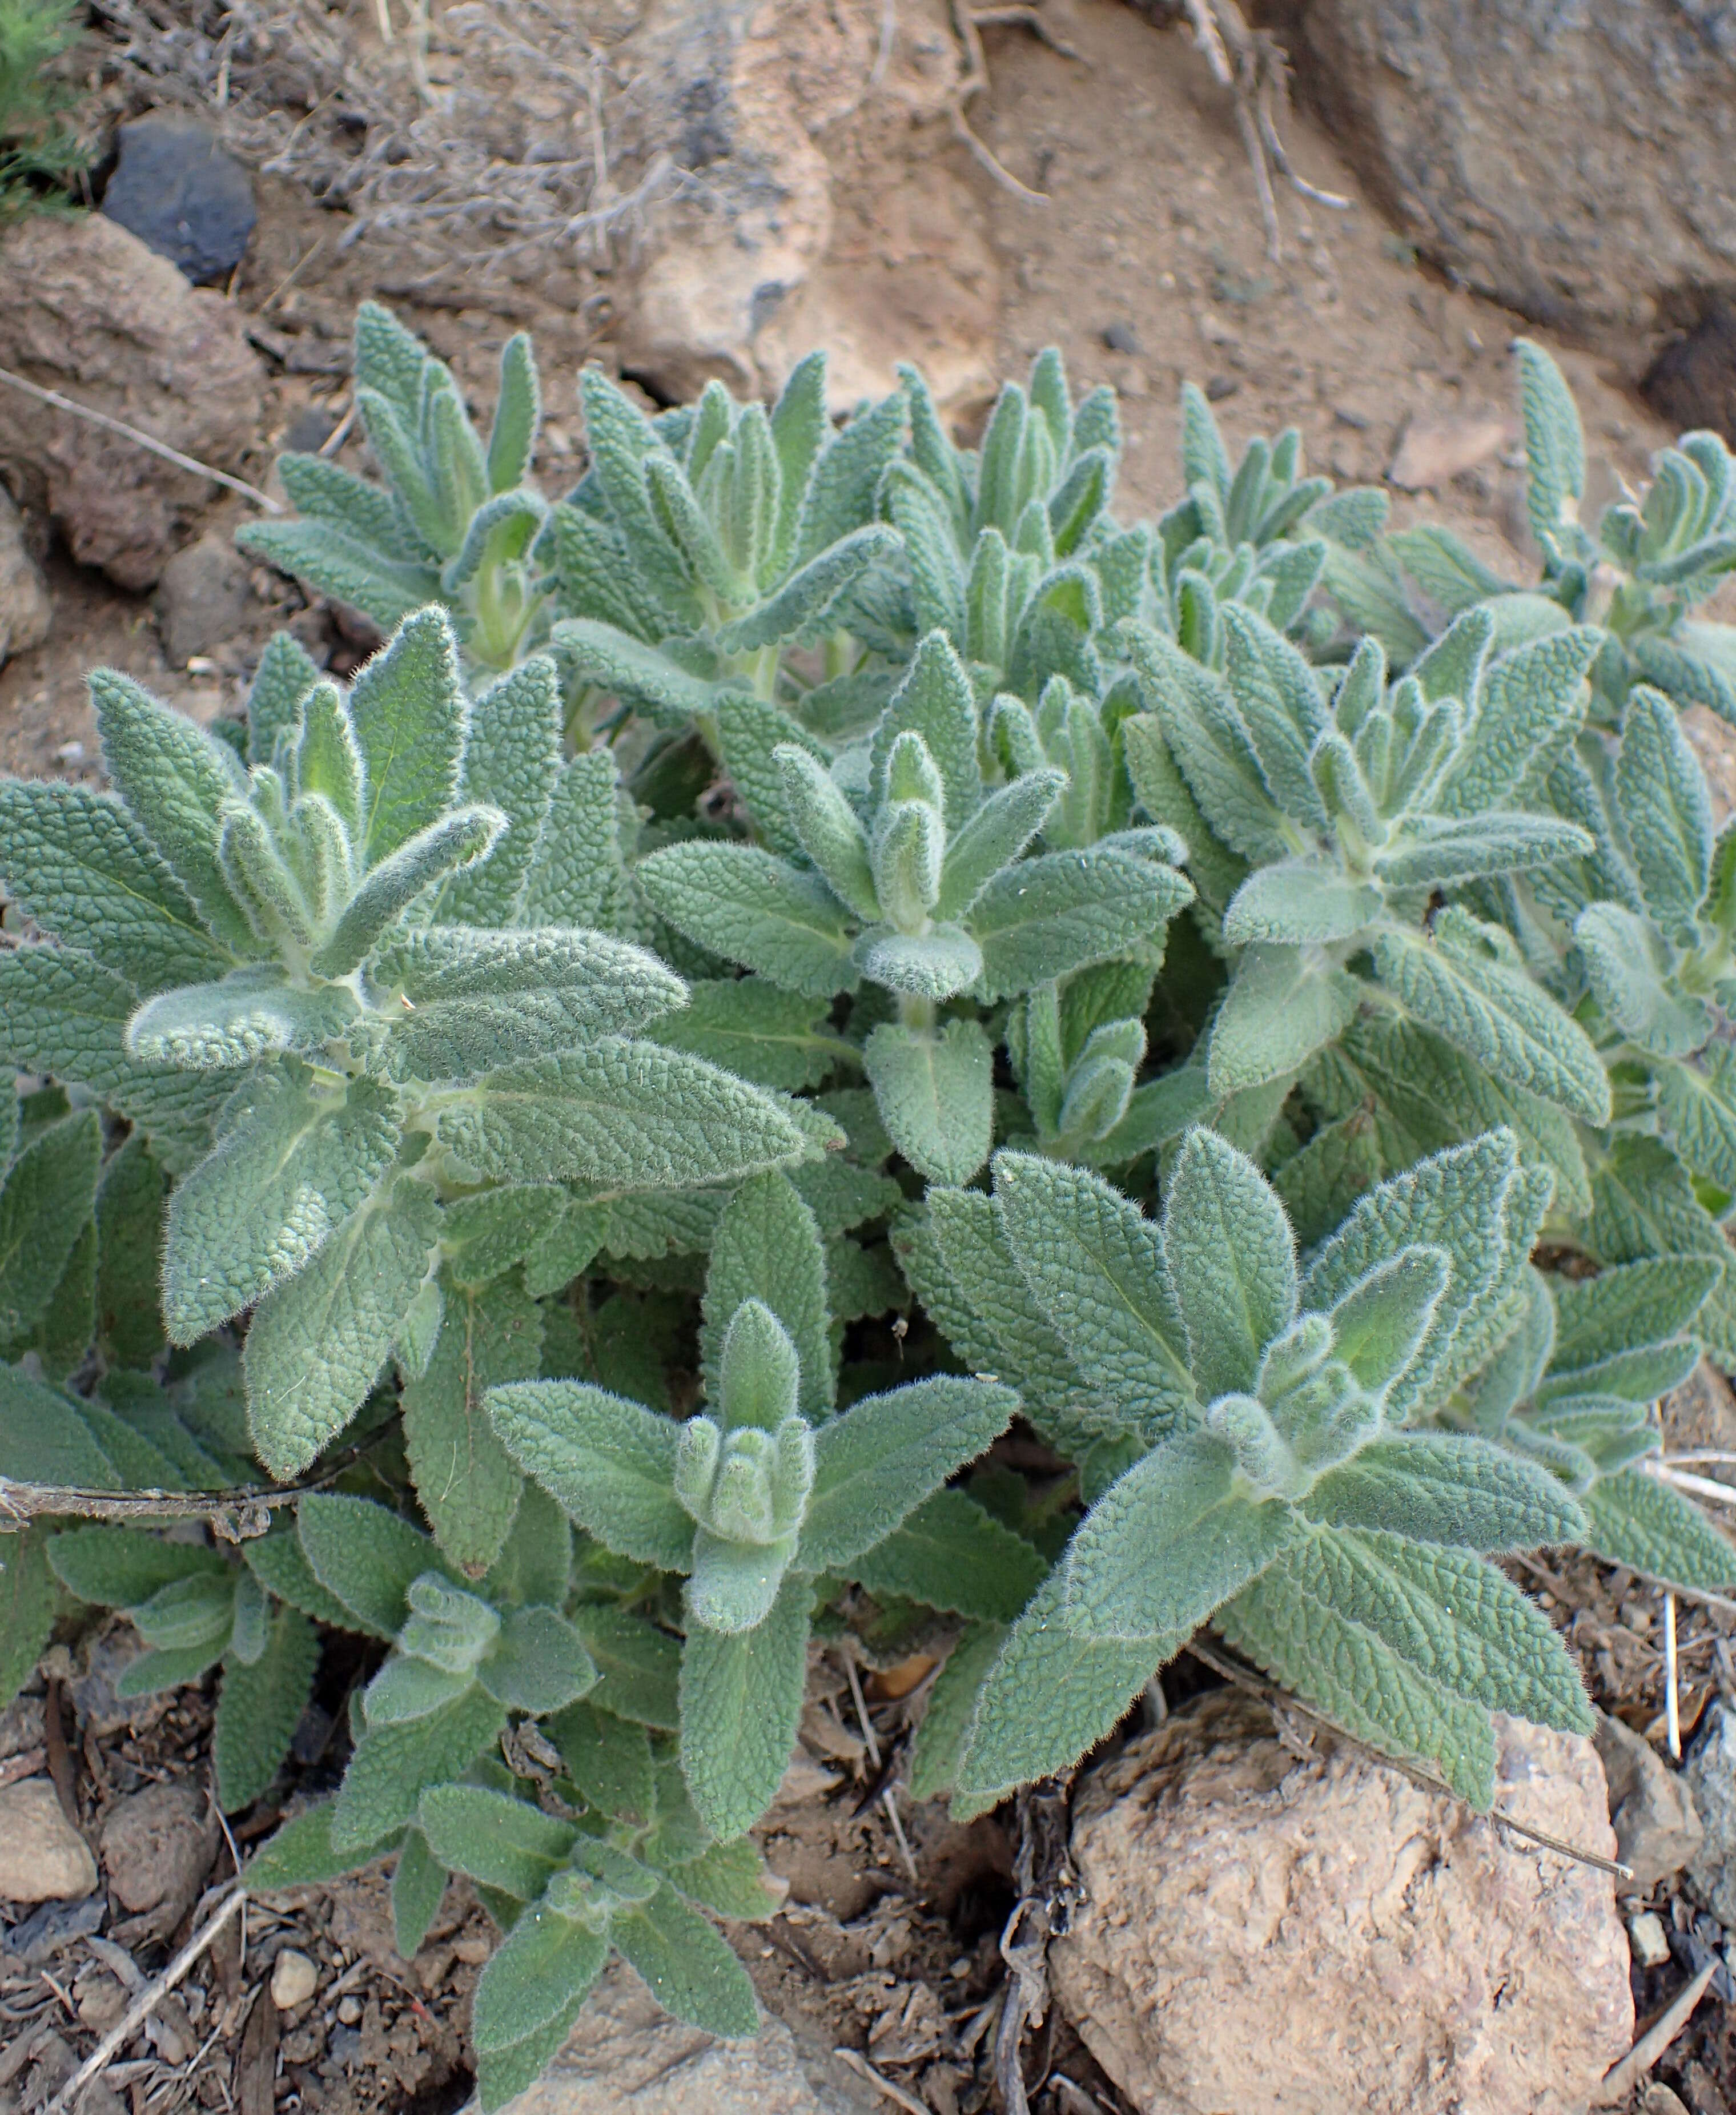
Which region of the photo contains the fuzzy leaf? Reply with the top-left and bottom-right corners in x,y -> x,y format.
1164,1128 -> 1296,1402
215,1607 -> 319,1811
404,1277 -> 541,1577
245,1177 -> 440,1477
610,1885 -> 760,2037
637,843 -> 859,999
348,609 -> 466,864
298,1495 -> 443,1638
1223,860 -> 1380,947
992,1152 -> 1194,1432
486,1380 -> 692,1570
971,847 -> 1190,1000
434,1042 -> 805,1191
1582,1469 -> 1736,1590
331,1684 -> 506,1852
0,782 -> 235,992
392,1830 -> 450,1959
1208,945 -> 1359,1096
646,978 -> 846,1093
470,1905 -> 607,2057
699,1171 -> 833,1420
477,1606 -> 597,1713
0,1108 -> 101,1338
954,1572 -> 1171,1807
566,1607 -> 682,1730
799,1376 -> 1018,1572
1218,1536 -> 1500,1806
1616,688 -> 1712,936
417,1783 -> 576,1898
1063,1431 -> 1302,1641
907,1622 -> 1006,1802
442,660 -> 563,925
679,1573 -> 812,1840
1374,917 -> 1610,1124
1302,1432 -> 1586,1549
163,1071 -> 401,1344
862,1018 -> 993,1186
850,1489 -> 1047,1621
548,1698 -> 654,1824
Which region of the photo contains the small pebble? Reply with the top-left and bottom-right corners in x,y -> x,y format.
1628,1910 -> 1671,1968
336,1995 -> 361,2026
1102,321 -> 1140,355
1204,375 -> 1240,402
54,742 -> 85,765
271,1949 -> 318,2010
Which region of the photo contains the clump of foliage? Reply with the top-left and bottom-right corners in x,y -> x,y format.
0,0 -> 87,218
7,307 -> 1736,2108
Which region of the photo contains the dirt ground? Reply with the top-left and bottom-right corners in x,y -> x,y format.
1,2 -> 1729,2111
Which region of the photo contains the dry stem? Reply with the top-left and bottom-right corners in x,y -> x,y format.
0,365 -> 280,510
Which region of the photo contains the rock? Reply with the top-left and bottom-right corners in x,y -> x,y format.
0,485 -> 50,668
1643,298 -> 1736,446
0,1781 -> 98,1904
99,1781 -> 219,1919
1388,416 -> 1514,494
270,1948 -> 318,2010
1594,1712 -> 1705,1893
102,118 -> 258,287
1643,2086 -> 1692,2115
1051,1690 -> 1631,2115
504,1961 -> 879,2114
606,0 -> 994,415
1628,1909 -> 1672,1968
0,213 -> 266,589
1685,1698 -> 1736,1927
1279,0 -> 1736,348
156,532 -> 255,666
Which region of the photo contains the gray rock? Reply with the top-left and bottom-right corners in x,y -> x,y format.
504,1962 -> 879,2115
0,213 -> 265,589
1684,1698 -> 1736,1927
1594,1711 -> 1705,1894
102,118 -> 257,287
1644,299 -> 1736,445
1052,1690 -> 1632,2115
1281,0 -> 1736,350
157,532 -> 255,666
0,1780 -> 98,1904
0,485 -> 50,668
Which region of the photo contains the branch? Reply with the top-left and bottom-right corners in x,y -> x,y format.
0,1477 -> 311,1541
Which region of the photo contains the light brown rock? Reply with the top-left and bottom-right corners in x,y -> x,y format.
504,1961 -> 878,2115
0,1779 -> 98,1904
99,1780 -> 219,1917
608,0 -> 994,415
270,1948 -> 318,2010
0,215 -> 264,589
1051,1690 -> 1632,2115
0,485 -> 50,666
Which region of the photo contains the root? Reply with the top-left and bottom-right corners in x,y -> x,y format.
1179,0 -> 1349,261
949,0 -> 1084,203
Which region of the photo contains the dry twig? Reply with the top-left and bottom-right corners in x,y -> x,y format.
1593,1957 -> 1719,2105
0,1477 -> 306,1538
833,2047 -> 934,2115
1175,0 -> 1347,260
44,1888 -> 248,2115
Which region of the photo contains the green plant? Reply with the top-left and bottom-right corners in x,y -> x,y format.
1363,340 -> 1736,726
0,0 -> 87,218
0,610 -> 815,1519
9,309 -> 1736,2113
903,1127 -> 1592,1808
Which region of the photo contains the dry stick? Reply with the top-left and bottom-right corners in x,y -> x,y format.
44,1887 -> 248,2115
1185,1639 -> 1635,1880
1652,1462 -> 1736,1509
1592,1957 -> 1719,2107
0,1477 -> 307,1537
1666,1591 -> 1683,1760
833,2046 -> 934,2115
841,1650 -> 920,1885
0,366 -> 282,512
